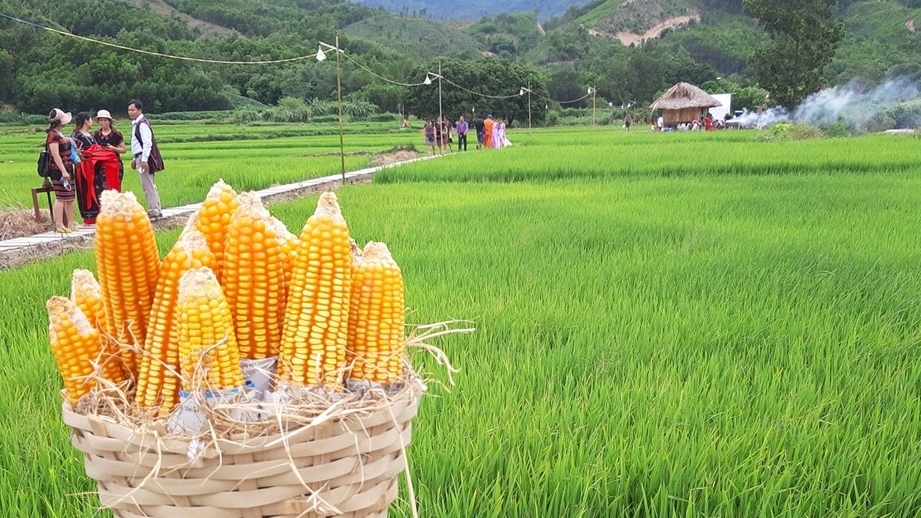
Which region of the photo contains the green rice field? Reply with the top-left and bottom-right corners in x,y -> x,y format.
2,123 -> 921,517
0,120 -> 415,208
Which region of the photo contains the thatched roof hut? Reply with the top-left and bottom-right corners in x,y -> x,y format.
650,82 -> 722,127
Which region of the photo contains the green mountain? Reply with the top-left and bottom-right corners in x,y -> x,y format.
523,0 -> 920,107
0,0 -> 919,116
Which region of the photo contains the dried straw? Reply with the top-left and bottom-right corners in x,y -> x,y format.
63,321 -> 472,518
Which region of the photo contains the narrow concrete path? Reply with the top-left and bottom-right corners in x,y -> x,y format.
0,155 -> 436,268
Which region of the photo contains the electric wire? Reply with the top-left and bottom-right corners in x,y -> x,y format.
1,11 -> 604,106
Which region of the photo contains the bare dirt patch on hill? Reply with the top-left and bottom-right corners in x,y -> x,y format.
130,0 -> 241,38
588,12 -> 700,46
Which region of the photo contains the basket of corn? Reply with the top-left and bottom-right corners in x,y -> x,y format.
47,183 -> 461,518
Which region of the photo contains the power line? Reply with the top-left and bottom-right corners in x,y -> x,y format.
341,53 -> 427,87
1,11 -> 605,107
441,77 -> 520,100
0,12 -> 317,64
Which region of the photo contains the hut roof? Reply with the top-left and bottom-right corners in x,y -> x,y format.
649,82 -> 722,110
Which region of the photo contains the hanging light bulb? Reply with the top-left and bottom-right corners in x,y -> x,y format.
316,46 -> 327,62
423,75 -> 432,85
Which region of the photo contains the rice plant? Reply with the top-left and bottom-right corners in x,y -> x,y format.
3,126 -> 921,517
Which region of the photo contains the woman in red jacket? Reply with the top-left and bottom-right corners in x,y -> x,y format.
92,109 -> 126,192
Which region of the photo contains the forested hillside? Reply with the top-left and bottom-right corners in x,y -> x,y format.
0,0 -> 919,118
351,0 -> 580,21
0,0 -> 478,114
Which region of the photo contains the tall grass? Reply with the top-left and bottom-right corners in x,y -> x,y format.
3,127 -> 921,516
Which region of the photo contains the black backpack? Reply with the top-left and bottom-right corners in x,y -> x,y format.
37,143 -> 52,178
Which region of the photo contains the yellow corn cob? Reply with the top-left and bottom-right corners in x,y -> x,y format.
176,267 -> 245,391
195,179 -> 239,283
346,242 -> 406,383
70,269 -> 126,383
70,269 -> 107,331
95,191 -> 160,378
222,193 -> 287,360
136,229 -> 216,414
270,216 -> 297,291
278,192 -> 352,388
47,296 -> 123,404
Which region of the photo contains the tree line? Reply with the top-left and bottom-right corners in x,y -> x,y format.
0,0 -> 893,119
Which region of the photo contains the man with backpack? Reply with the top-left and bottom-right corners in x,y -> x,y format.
127,98 -> 164,220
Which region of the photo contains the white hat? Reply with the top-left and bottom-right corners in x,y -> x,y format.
95,109 -> 113,120
49,108 -> 72,125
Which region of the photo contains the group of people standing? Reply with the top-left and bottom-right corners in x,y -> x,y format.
44,98 -> 164,233
421,113 -> 512,155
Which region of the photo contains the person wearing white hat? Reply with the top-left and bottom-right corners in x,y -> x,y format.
92,109 -> 126,192
45,108 -> 77,233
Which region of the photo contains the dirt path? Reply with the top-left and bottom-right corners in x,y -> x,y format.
0,149 -> 421,269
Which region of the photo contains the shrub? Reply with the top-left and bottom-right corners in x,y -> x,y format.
366,113 -> 400,123
272,97 -> 311,123
824,120 -> 851,138
757,121 -> 823,141
0,111 -> 22,123
865,113 -> 897,133
342,100 -> 379,119
887,104 -> 921,130
158,111 -> 234,121
307,98 -> 338,117
231,109 -> 264,125
312,115 -> 341,123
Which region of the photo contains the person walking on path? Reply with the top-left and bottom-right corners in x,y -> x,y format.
455,116 -> 468,152
45,108 -> 77,233
498,120 -> 512,147
483,114 -> 495,149
491,117 -> 502,150
92,109 -> 126,192
473,115 -> 485,149
128,99 -> 164,220
438,117 -> 452,154
422,119 -> 437,155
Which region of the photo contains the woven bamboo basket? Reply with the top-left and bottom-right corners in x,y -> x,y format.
62,386 -> 422,518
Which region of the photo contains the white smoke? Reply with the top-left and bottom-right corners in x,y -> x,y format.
731,75 -> 921,131
734,106 -> 788,129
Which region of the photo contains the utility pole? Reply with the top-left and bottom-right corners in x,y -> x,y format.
520,84 -> 533,134
528,81 -> 532,132
334,35 -> 344,183
317,37 -> 346,183
589,86 -> 596,127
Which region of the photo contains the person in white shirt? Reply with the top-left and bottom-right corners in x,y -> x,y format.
127,99 -> 163,220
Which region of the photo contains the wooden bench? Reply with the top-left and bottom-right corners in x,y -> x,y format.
31,184 -> 54,222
